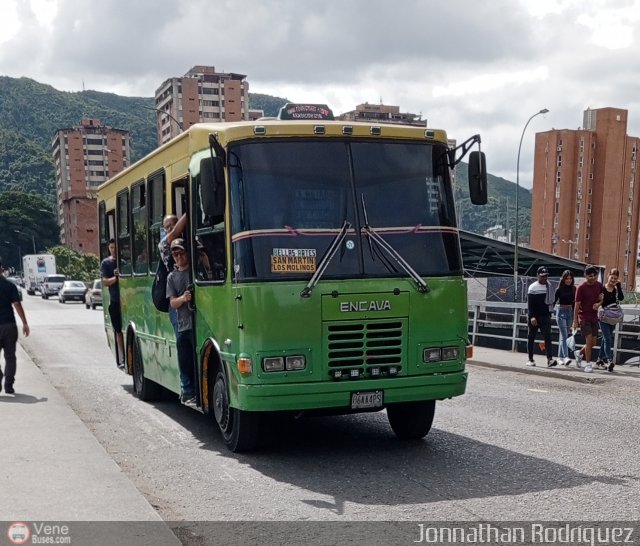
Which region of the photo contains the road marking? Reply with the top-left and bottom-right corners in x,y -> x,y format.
527,388 -> 548,393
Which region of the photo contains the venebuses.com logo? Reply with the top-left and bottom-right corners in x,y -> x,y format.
6,522 -> 30,545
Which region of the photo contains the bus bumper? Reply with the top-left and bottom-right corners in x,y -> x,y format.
234,371 -> 467,412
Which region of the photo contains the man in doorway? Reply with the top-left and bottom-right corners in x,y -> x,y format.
101,239 -> 125,367
0,257 -> 30,394
159,213 -> 187,333
573,265 -> 604,373
526,266 -> 558,367
166,238 -> 196,406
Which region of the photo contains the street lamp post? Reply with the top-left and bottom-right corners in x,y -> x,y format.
14,230 -> 36,254
561,238 -> 577,259
513,108 -> 549,301
4,240 -> 21,274
143,106 -> 184,133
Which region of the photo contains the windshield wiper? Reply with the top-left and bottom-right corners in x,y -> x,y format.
361,194 -> 430,294
300,220 -> 350,298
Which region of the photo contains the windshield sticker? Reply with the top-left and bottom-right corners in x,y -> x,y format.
271,248 -> 317,273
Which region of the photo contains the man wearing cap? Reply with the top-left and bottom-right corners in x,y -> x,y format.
166,238 -> 196,406
526,266 -> 557,367
0,257 -> 30,394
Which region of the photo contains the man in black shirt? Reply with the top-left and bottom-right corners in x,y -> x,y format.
526,266 -> 558,367
0,258 -> 30,394
101,239 -> 124,367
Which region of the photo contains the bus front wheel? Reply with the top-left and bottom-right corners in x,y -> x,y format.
211,371 -> 261,452
387,400 -> 436,440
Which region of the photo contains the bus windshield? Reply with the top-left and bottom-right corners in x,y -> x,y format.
229,139 -> 461,282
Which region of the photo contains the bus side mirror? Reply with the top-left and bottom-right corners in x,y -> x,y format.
468,151 -> 488,205
200,157 -> 226,218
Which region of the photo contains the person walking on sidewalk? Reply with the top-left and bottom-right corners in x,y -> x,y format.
0,258 -> 30,394
554,270 -> 576,366
595,267 -> 624,372
526,266 -> 558,367
572,265 -> 604,373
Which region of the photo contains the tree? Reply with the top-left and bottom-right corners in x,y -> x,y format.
0,191 -> 58,271
47,245 -> 99,283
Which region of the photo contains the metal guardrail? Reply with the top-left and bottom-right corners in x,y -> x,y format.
468,300 -> 640,366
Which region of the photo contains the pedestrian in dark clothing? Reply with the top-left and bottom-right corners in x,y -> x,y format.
0,258 -> 30,394
526,266 -> 557,367
101,239 -> 124,367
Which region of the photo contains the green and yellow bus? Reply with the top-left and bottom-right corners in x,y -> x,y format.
97,104 -> 487,452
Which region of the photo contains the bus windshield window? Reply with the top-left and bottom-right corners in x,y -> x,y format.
229,139 -> 461,282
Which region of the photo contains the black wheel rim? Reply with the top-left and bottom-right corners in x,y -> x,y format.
133,343 -> 142,391
213,376 -> 230,434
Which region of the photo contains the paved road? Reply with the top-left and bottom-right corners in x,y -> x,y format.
17,295 -> 640,528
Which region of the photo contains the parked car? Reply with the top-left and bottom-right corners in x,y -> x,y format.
85,279 -> 102,309
58,280 -> 88,303
41,274 -> 66,299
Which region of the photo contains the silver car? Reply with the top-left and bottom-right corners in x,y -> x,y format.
84,279 -> 103,309
58,281 -> 88,303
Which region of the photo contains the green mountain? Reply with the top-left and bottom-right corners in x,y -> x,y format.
0,75 -> 529,236
456,162 -> 531,239
0,76 -> 289,203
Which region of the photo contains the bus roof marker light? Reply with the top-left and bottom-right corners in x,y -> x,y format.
370,126 -> 382,136
313,126 -> 326,135
342,126 -> 353,136
253,126 -> 267,135
425,129 -> 435,139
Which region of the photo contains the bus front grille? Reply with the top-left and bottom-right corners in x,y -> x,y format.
324,319 -> 406,377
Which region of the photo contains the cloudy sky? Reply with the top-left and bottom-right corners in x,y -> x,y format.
1,0 -> 640,186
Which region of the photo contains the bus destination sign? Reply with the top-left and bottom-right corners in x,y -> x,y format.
278,103 -> 335,121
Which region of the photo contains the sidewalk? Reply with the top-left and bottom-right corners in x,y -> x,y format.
469,345 -> 640,382
0,344 -> 179,544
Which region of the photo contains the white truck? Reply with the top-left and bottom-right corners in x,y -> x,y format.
22,254 -> 57,295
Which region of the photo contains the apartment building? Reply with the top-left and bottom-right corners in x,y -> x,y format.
52,118 -> 131,254
154,65 -> 250,144
530,107 -> 640,289
337,102 -> 426,126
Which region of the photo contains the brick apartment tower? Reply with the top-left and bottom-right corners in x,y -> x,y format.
52,118 -> 131,255
337,102 -> 426,126
530,107 -> 640,289
154,65 -> 250,145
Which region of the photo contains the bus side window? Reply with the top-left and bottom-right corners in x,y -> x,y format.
194,170 -> 226,283
116,190 -> 132,275
147,170 -> 165,272
131,181 -> 147,275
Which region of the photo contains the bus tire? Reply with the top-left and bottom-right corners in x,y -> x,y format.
211,370 -> 261,452
132,336 -> 162,401
387,400 -> 436,440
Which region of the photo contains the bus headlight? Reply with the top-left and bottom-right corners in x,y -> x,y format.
285,355 -> 306,371
442,347 -> 459,361
423,348 -> 441,362
263,357 -> 284,372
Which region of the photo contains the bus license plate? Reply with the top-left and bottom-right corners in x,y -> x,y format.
351,390 -> 383,410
